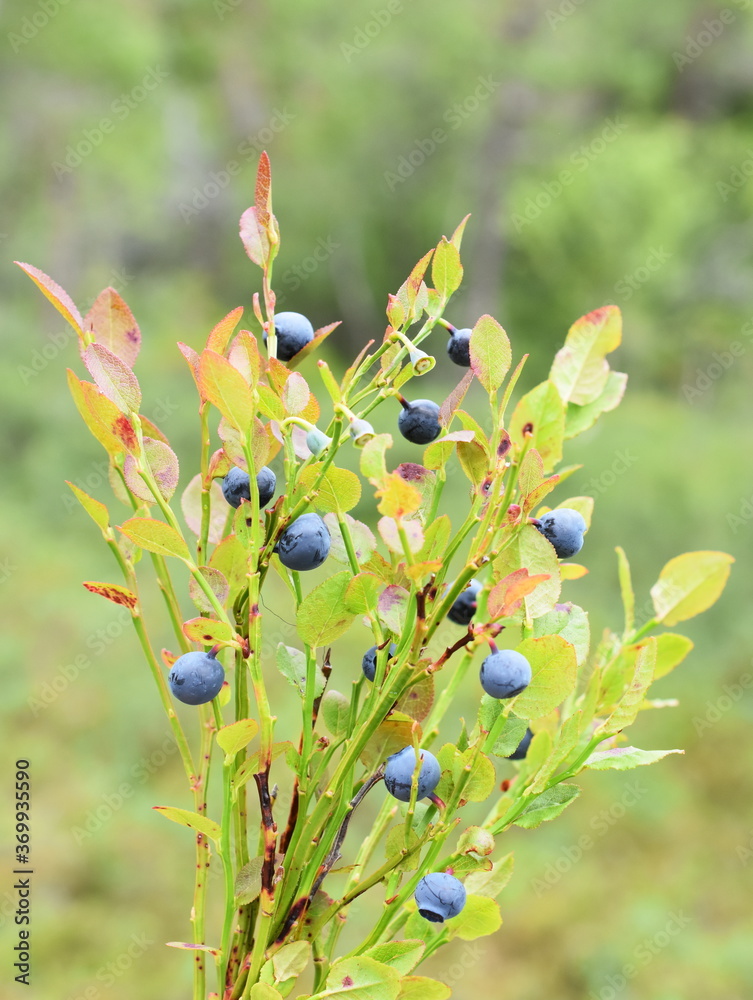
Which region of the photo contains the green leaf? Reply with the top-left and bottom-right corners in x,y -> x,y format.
181,475 -> 228,546
528,711 -> 584,793
423,430 -> 475,470
650,551 -> 734,626
364,940 -> 425,976
459,748 -> 496,802
615,546 -> 635,635
397,977 -> 450,1000
509,380 -> 566,472
153,806 -> 221,843
276,644 -> 326,699
513,783 -> 580,829
457,826 -> 495,856
344,572 -> 383,616
315,956 -> 401,1000
272,940 -> 311,982
564,370 -> 627,439
123,438 -> 180,503
16,261 -> 84,338
653,633 -> 695,680
247,984 -> 283,1000
233,743 -> 296,792
446,894 -> 502,940
297,571 -> 357,647
321,690 -> 351,738
417,515 -> 452,564
469,314 -> 511,394
532,603 -> 590,666
360,433 -> 393,485
464,853 -> 514,898
189,566 -> 229,615
235,857 -> 264,904
493,524 -> 560,619
384,826 -> 422,872
217,718 -> 259,757
431,237 -> 463,298
323,515 -> 377,566
598,638 -> 657,736
298,464 -> 362,514
479,704 -> 528,757
513,634 -> 578,720
66,482 -> 110,532
585,746 -> 684,770
119,517 -> 190,561
209,534 -> 248,600
199,349 -> 255,431
456,439 -> 488,485
182,617 -> 237,645
550,305 -> 622,406
395,675 -> 434,723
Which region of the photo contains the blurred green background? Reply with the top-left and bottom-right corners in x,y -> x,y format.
2,0 -> 753,998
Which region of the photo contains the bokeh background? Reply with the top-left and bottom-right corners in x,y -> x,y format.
2,1 -> 753,998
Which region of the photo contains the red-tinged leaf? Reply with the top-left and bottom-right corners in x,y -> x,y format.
550,305 -> 622,407
15,261 -> 83,337
182,617 -> 238,645
255,150 -> 273,224
119,517 -> 191,561
140,414 -> 170,445
181,474 -> 228,545
488,568 -> 551,619
83,581 -> 137,610
270,420 -> 309,460
431,237 -> 463,299
177,342 -> 201,392
84,343 -> 141,413
219,416 -> 270,471
123,438 -> 180,503
240,206 -> 271,268
282,372 -> 310,415
161,649 -> 178,668
450,213 -> 471,251
189,567 -> 229,616
285,321 -> 341,370
396,250 -> 434,322
206,306 -> 243,354
524,475 -> 561,514
83,287 -> 141,367
423,429 -> 476,470
439,369 -> 474,428
470,314 -> 511,394
228,329 -> 264,386
207,448 -> 232,483
378,585 -> 410,634
67,369 -> 138,455
199,350 -> 255,431
209,534 -> 249,600
66,482 -> 109,531
387,295 -> 405,329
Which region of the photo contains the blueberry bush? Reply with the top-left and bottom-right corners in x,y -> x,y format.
17,154 -> 733,1000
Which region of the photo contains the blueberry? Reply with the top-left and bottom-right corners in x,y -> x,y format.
384,746 -> 441,802
534,507 -> 587,560
446,327 -> 472,367
507,727 -> 533,760
265,311 -> 314,362
169,650 -> 225,706
398,398 -> 442,445
480,649 -> 532,699
221,466 -> 277,509
414,872 -> 466,923
447,579 -> 482,626
275,512 -> 331,571
362,643 -> 398,682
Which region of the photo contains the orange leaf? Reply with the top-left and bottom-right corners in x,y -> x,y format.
488,568 -> 551,619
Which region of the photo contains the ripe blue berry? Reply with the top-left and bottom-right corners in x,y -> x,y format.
414,872 -> 466,923
169,650 -> 225,706
384,746 -> 441,802
534,507 -> 587,559
507,727 -> 533,760
397,398 -> 442,445
265,311 -> 314,361
446,327 -> 472,367
447,579 -> 482,626
275,513 -> 331,571
221,466 -> 277,509
480,649 -> 532,699
362,643 -> 398,682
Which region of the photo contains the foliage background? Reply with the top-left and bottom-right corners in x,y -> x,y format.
1,1 -> 752,998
